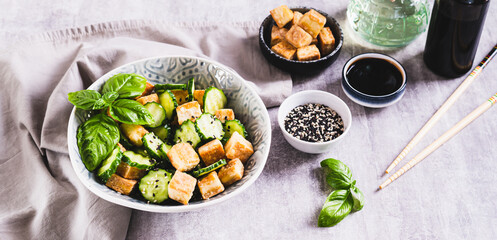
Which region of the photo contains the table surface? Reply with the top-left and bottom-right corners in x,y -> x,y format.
3,1 -> 497,239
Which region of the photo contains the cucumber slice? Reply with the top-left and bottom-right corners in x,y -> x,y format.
186,78 -> 195,101
144,102 -> 166,128
173,119 -> 201,148
158,90 -> 178,121
192,159 -> 227,178
223,119 -> 247,141
195,113 -> 224,141
97,146 -> 122,182
151,124 -> 171,143
142,132 -> 167,160
139,169 -> 172,204
155,83 -> 187,92
123,150 -> 156,170
203,87 -> 227,114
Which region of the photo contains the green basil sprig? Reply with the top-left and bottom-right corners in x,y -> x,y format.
68,73 -> 154,173
318,158 -> 364,227
68,90 -> 107,110
108,99 -> 154,125
318,189 -> 353,227
101,73 -> 147,99
77,113 -> 120,171
320,158 -> 354,189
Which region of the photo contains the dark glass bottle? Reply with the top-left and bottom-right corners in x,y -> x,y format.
423,0 -> 490,78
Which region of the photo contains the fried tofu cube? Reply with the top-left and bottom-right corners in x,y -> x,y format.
271,40 -> 297,60
318,27 -> 336,55
224,132 -> 254,164
105,174 -> 137,195
121,123 -> 149,147
285,25 -> 313,48
292,11 -> 304,27
218,158 -> 244,186
136,93 -> 159,105
215,109 -> 235,123
297,45 -> 321,61
168,170 -> 197,205
198,171 -> 225,200
176,101 -> 202,125
271,25 -> 289,46
298,9 -> 327,38
171,90 -> 189,105
116,162 -> 146,180
193,90 -> 205,107
167,143 -> 200,171
198,139 -> 226,166
270,5 -> 294,28
135,82 -> 155,99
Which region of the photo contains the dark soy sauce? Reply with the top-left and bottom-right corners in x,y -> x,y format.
346,58 -> 403,96
423,0 -> 489,78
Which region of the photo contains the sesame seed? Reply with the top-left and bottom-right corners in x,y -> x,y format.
284,103 -> 344,143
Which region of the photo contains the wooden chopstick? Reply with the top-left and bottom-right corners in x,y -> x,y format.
385,44 -> 497,174
379,93 -> 497,189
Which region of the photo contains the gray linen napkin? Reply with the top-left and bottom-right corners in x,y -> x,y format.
0,20 -> 291,239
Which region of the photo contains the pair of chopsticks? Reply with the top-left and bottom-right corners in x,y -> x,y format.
379,44 -> 497,190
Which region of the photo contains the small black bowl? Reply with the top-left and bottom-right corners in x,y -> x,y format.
259,7 -> 343,75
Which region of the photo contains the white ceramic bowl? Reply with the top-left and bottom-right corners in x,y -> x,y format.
67,56 -> 271,212
277,90 -> 352,154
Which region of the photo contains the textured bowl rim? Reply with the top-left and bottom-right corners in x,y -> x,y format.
277,90 -> 352,147
342,52 -> 407,98
67,55 -> 271,213
259,6 -> 344,64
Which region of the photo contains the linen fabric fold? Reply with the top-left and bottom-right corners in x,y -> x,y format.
0,20 -> 291,239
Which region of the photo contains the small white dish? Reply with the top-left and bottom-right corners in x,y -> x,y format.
277,90 -> 352,154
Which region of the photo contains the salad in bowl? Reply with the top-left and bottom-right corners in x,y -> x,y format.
67,56 -> 271,212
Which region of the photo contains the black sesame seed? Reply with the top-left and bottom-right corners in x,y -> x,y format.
284,103 -> 344,143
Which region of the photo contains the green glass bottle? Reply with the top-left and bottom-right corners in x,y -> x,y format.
347,0 -> 430,47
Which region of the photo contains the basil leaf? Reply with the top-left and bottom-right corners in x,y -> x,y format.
77,113 -> 120,171
349,186 -> 365,211
103,91 -> 119,104
320,158 -> 353,189
318,190 -> 353,227
68,90 -> 108,110
109,99 -> 154,125
101,73 -> 147,99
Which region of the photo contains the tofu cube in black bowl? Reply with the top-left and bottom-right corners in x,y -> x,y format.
259,6 -> 343,74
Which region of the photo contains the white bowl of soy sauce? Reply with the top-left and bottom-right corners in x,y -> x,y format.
342,53 -> 406,108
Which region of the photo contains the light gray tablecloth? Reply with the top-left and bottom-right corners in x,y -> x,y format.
2,1 -> 497,239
